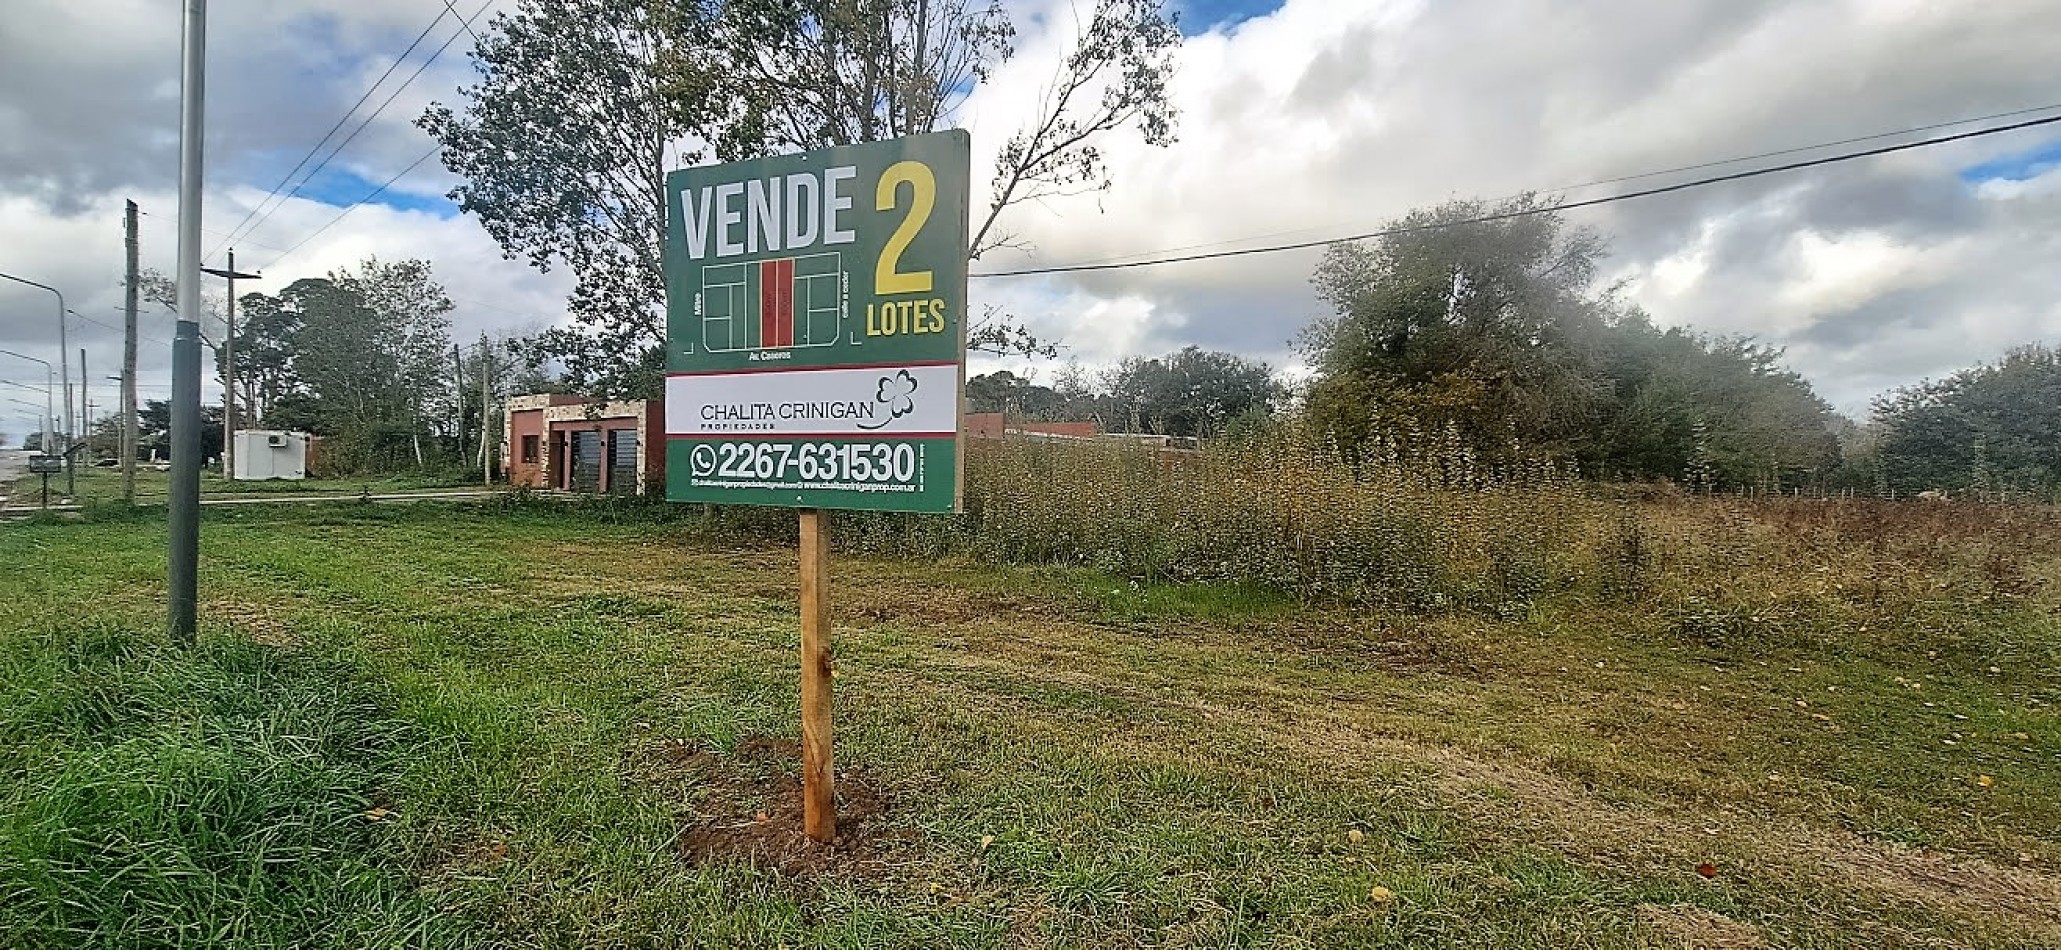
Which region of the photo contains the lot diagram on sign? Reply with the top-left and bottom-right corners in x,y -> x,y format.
700,253 -> 846,353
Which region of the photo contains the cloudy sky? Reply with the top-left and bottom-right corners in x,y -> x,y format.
3,0 -> 2059,444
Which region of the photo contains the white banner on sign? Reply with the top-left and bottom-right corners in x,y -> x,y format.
666,362 -> 960,438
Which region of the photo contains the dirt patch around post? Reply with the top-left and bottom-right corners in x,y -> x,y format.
656,733 -> 912,880
677,771 -> 896,878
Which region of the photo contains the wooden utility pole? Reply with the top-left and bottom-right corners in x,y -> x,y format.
78,349 -> 87,464
221,250 -> 235,477
201,250 -> 258,479
122,200 -> 139,503
452,343 -> 467,463
478,335 -> 492,485
798,509 -> 835,842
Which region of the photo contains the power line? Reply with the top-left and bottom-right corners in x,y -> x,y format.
69,310 -> 172,347
140,208 -> 295,256
972,112 -> 2061,279
1044,101 -> 2061,270
262,147 -> 440,269
1540,101 -> 2061,195
208,8 -> 452,259
441,0 -> 486,44
216,0 -> 490,262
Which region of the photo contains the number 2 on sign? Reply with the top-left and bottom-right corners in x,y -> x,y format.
875,161 -> 935,295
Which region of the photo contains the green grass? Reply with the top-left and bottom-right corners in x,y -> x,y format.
0,626 -> 462,948
0,502 -> 2056,947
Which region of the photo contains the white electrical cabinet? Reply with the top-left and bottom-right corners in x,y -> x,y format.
231,430 -> 309,480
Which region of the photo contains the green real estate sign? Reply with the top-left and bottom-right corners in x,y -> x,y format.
662,131 -> 970,512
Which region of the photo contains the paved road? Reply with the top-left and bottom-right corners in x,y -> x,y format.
0,487 -> 510,515
0,449 -> 30,505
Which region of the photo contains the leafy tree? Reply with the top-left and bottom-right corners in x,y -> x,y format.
1871,344 -> 2061,494
333,258 -> 456,457
452,334 -> 539,475
1304,195 -> 1613,457
968,0 -> 1178,258
136,268 -> 225,333
694,0 -> 1014,154
1106,346 -> 1278,437
421,0 -> 1181,396
1587,315 -> 1839,487
226,289 -> 307,424
132,399 -> 223,462
1303,197 -> 1841,486
966,370 -> 1063,416
228,259 -> 457,472
419,0 -> 688,399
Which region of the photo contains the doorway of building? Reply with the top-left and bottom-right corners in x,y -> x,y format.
606,429 -> 638,495
550,432 -> 568,490
570,430 -> 603,493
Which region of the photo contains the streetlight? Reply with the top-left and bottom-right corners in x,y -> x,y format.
200,251 -> 258,479
65,309 -> 92,454
0,273 -> 71,454
0,349 -> 55,461
168,0 -> 207,647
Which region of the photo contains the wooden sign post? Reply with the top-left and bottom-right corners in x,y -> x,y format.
797,508 -> 835,840
662,131 -> 970,843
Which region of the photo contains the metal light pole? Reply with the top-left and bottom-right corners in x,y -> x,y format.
169,0 -> 207,647
0,350 -> 55,456
0,273 -> 71,466
201,251 -> 258,480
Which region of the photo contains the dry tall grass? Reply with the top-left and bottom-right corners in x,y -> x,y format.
834,426 -> 1594,610
826,426 -> 2059,636
639,417 -> 2061,660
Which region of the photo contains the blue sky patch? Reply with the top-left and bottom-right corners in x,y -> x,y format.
294,166 -> 455,217
1175,0 -> 1283,34
1959,137 -> 2061,184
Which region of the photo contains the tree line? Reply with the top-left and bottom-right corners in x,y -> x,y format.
968,195 -> 2055,498
95,257 -> 539,475
90,1 -> 2032,495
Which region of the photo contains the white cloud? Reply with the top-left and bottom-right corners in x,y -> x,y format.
960,0 -> 2061,413
5,0 -> 2061,440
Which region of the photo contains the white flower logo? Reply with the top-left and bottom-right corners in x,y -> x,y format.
858,369 -> 920,430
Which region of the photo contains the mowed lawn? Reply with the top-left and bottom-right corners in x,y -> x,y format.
0,502 -> 2055,948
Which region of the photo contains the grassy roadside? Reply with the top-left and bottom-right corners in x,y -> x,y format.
0,502 -> 2055,947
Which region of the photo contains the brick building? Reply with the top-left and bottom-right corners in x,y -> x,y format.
504,395 -> 665,495
964,412 -> 1099,440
